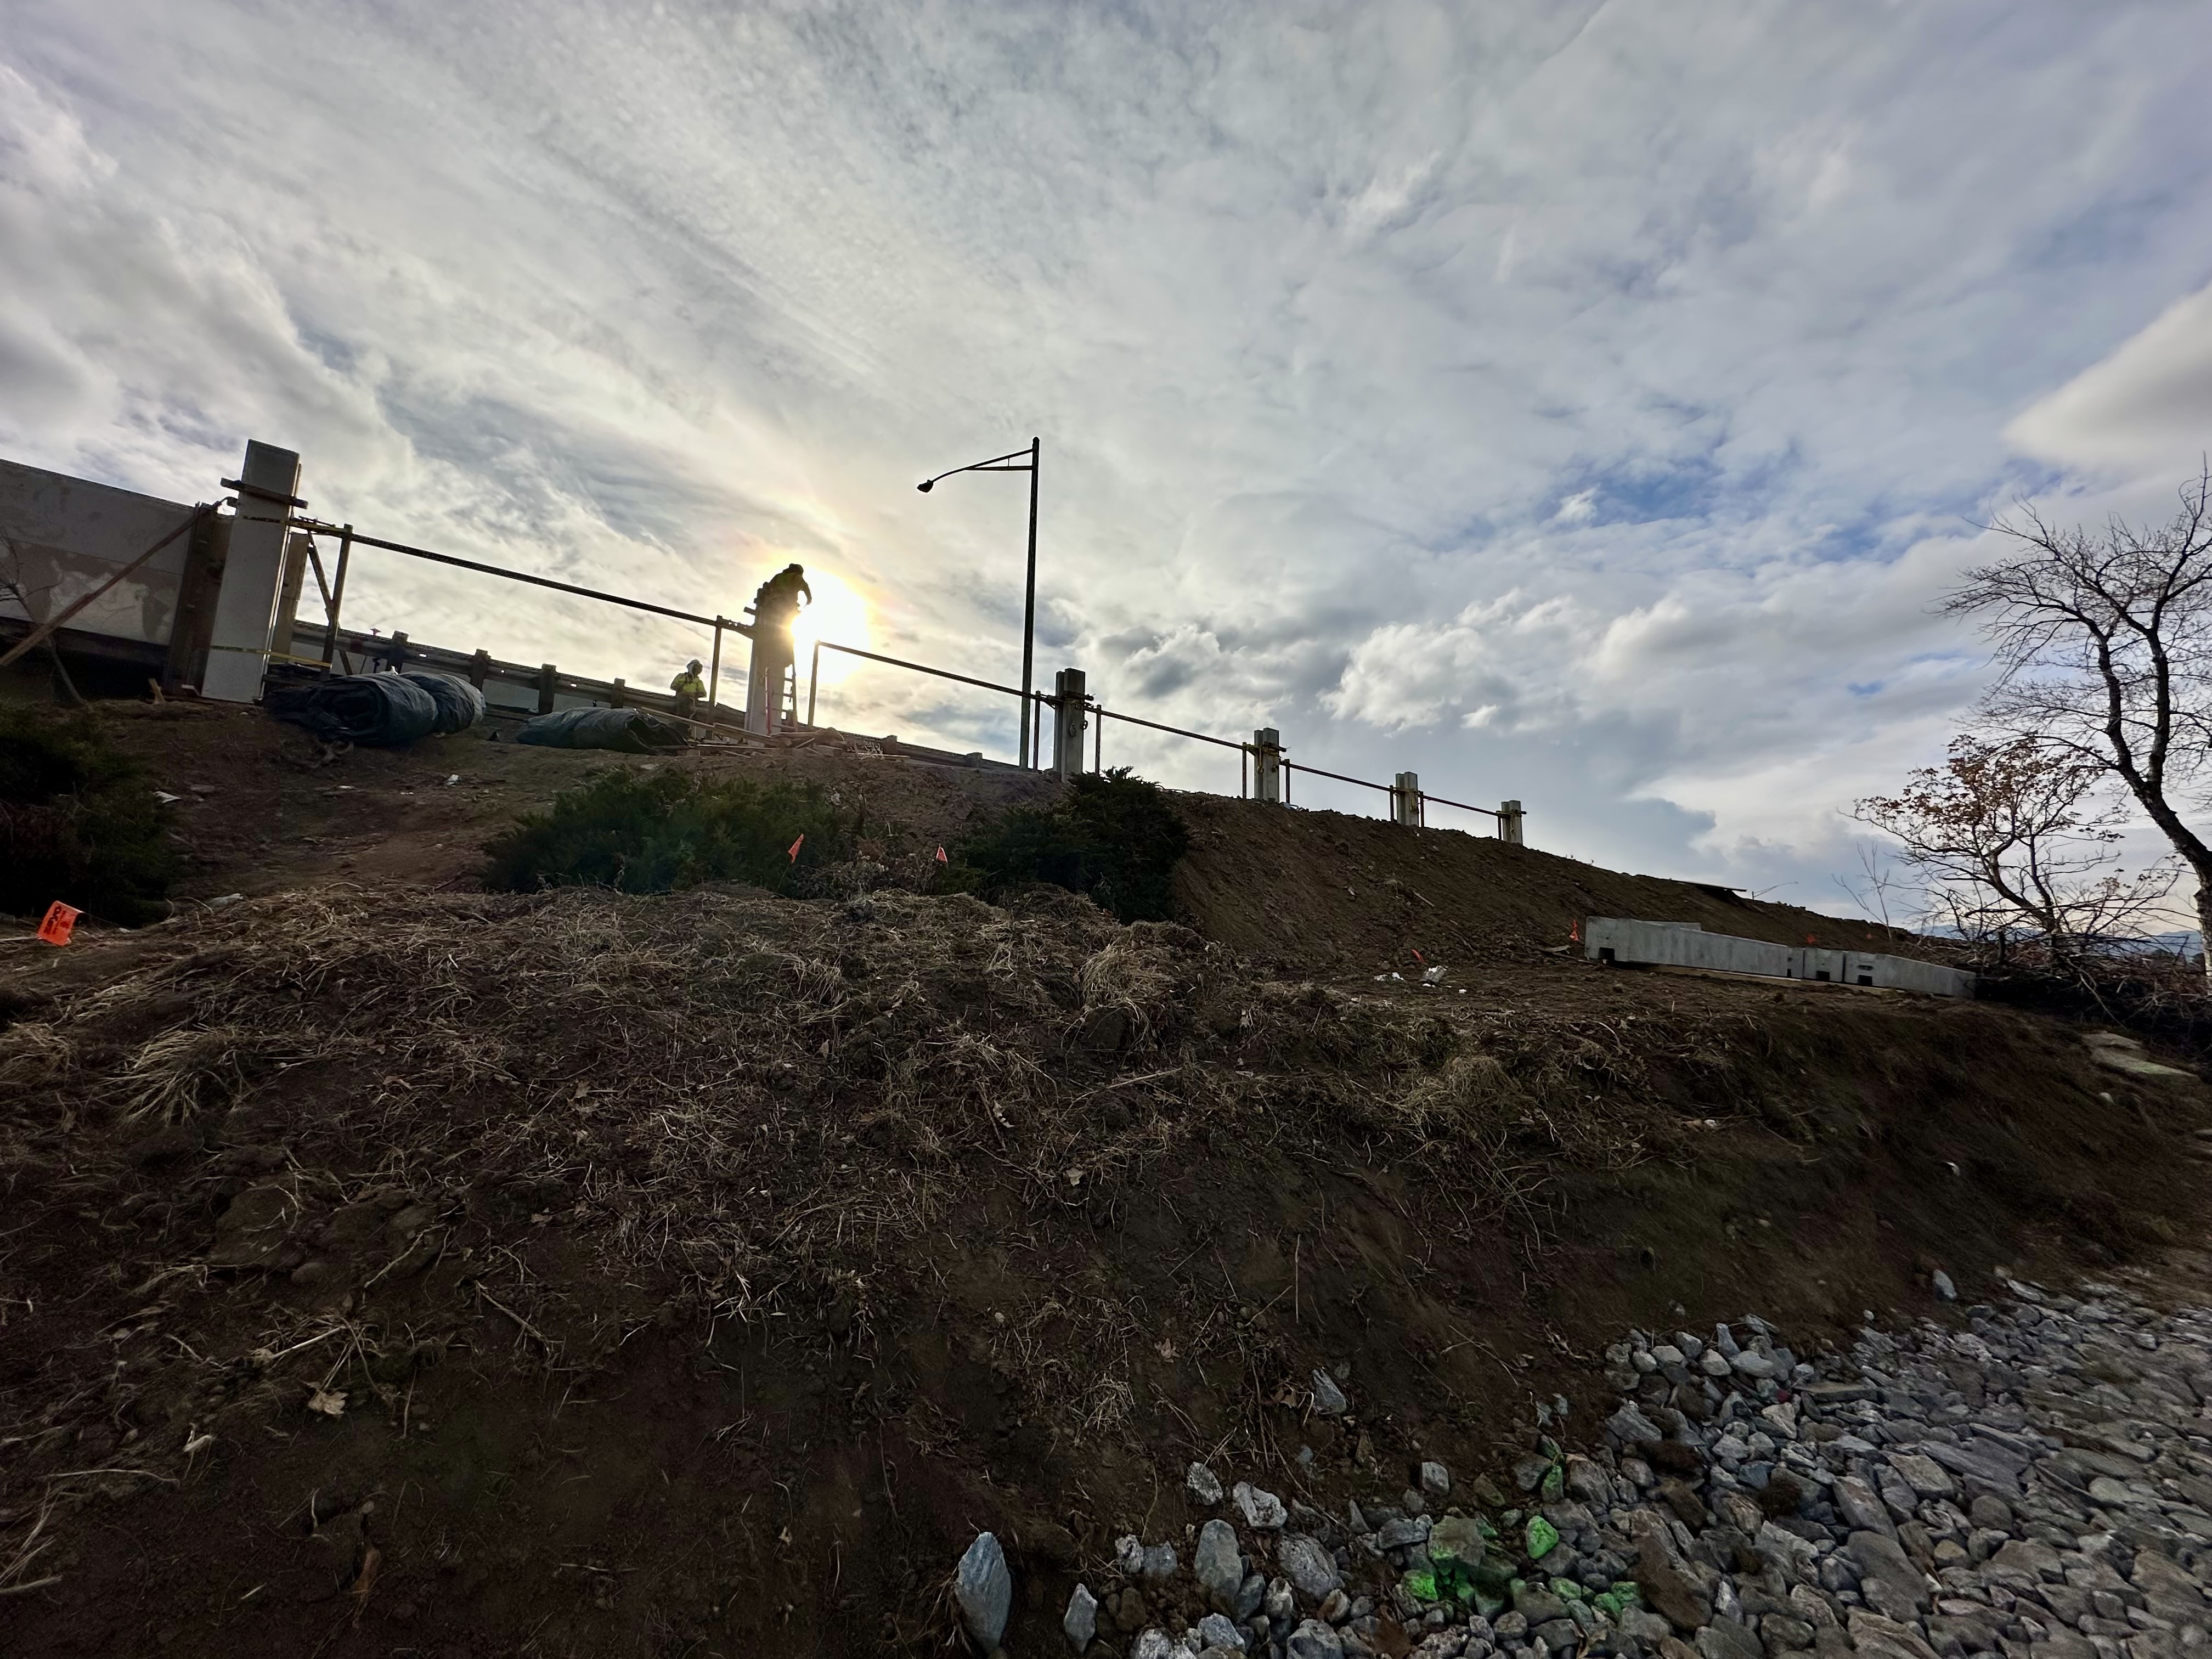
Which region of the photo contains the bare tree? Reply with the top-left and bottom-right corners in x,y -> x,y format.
1855,735 -> 2176,968
1945,469 -> 2212,980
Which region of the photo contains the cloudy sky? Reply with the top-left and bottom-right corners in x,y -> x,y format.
6,1 -> 2212,911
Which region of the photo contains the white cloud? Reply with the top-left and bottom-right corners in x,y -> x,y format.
2007,280 -> 2212,479
3,1 -> 2212,905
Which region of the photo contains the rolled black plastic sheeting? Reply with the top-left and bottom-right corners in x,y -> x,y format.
514,707 -> 691,752
264,674 -> 441,746
400,670 -> 486,735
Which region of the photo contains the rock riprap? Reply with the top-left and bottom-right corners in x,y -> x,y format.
1063,1281 -> 2212,1659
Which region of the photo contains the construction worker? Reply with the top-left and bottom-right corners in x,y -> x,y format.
755,563 -> 812,632
744,563 -> 812,734
669,659 -> 707,722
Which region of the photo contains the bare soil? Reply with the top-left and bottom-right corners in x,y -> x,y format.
1,701 -> 2206,1657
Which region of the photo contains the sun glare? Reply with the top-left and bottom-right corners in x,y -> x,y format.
786,567 -> 871,685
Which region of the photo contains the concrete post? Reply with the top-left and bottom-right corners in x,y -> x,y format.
1392,771 -> 1423,827
537,664 -> 556,714
610,678 -> 627,709
1498,800 -> 1524,845
1051,668 -> 1088,778
201,441 -> 301,702
466,648 -> 490,690
745,620 -> 793,735
1252,729 -> 1282,804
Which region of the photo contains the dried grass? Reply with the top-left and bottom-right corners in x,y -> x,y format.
2,879 -> 1756,1466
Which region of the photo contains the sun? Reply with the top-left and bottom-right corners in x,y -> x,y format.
786,567 -> 870,684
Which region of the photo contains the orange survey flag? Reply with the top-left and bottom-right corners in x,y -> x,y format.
37,901 -> 80,946
787,834 -> 804,863
934,846 -> 949,865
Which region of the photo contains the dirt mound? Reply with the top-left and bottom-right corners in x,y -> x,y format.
77,699 -> 1058,905
1173,794 -> 1920,974
2,873 -> 2204,1655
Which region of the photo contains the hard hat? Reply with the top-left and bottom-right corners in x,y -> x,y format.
687,659 -> 702,670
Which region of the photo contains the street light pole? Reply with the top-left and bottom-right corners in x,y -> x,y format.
1022,436 -> 1039,770
917,438 -> 1043,768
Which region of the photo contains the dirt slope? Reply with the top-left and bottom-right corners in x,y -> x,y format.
1173,794 -> 1914,974
1,699 -> 2204,1657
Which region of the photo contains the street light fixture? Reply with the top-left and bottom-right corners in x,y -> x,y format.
917,438 -> 1041,768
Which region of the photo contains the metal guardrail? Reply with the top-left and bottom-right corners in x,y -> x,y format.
278,518 -> 1521,839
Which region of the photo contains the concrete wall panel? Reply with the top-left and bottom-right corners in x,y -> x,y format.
0,459 -> 198,646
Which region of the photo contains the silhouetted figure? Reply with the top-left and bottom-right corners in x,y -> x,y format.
744,564 -> 811,734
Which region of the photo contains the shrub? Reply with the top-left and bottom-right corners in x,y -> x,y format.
0,706 -> 178,924
481,766 -> 852,895
955,768 -> 1189,922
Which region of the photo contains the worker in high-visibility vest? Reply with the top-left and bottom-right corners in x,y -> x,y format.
669,659 -> 707,721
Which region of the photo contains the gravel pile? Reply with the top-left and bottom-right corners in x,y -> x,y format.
1041,1279 -> 2212,1659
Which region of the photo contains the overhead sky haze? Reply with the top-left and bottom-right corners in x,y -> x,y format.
6,1 -> 2212,910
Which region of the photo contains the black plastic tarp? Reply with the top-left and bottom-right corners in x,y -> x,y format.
514,708 -> 691,752
264,674 -> 441,746
400,671 -> 486,735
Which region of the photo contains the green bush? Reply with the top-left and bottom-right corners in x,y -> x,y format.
481,767 -> 851,895
955,768 -> 1189,922
0,706 -> 178,924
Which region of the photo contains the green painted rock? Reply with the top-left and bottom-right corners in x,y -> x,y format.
1551,1577 -> 1586,1602
1525,1515 -> 1560,1560
1541,1463 -> 1566,1500
1402,1566 -> 1440,1605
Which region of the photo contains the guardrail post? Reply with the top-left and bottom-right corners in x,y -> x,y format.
1393,772 -> 1423,827
1253,728 -> 1283,804
466,648 -> 490,690
537,663 -> 556,715
202,439 -> 302,702
610,678 -> 627,709
1498,800 -> 1524,845
1051,668 -> 1088,778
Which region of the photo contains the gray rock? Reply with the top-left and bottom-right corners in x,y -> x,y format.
1421,1460 -> 1452,1496
1844,1531 -> 1929,1619
1236,1573 -> 1267,1620
1288,1618 -> 1346,1659
1565,1455 -> 1612,1505
1886,1453 -> 1957,1500
1514,1585 -> 1570,1624
1932,1271 -> 1956,1301
1141,1541 -> 1178,1581
1761,1612 -> 1816,1651
1189,1461 -> 1226,1506
1235,1481 -> 1288,1530
1279,1534 -> 1343,1602
1622,1607 -> 1675,1644
1625,1511 -> 1713,1631
1843,1610 -> 1942,1659
1734,1351 -> 1779,1381
1609,1403 -> 1666,1444
1133,1632 -> 1178,1659
1312,1370 -> 1351,1417
1064,1583 -> 1099,1652
956,1532 -> 1012,1652
1117,1533 -> 1145,1575
1200,1611 -> 1248,1651
1702,1348 -> 1735,1377
1919,1439 -> 2025,1494
1378,1515 -> 1431,1550
1694,1616 -> 1765,1659
1197,1519 -> 1244,1609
